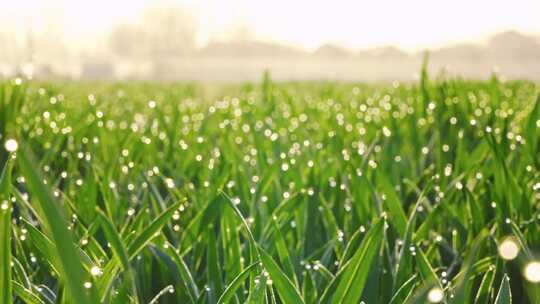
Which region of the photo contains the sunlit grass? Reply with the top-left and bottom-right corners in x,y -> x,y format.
0,69 -> 539,303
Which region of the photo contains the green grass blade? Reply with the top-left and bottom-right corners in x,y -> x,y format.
0,160 -> 13,304
23,220 -> 61,274
258,247 -> 304,304
475,268 -> 495,303
525,94 -> 540,164
329,218 -> 384,304
450,229 -> 489,303
270,218 -> 298,287
416,249 -> 439,286
389,275 -> 417,304
206,227 -> 224,302
148,285 -> 174,304
127,200 -> 181,259
12,281 -> 45,304
378,176 -> 407,236
494,274 -> 512,304
165,243 -> 200,301
17,145 -> 92,304
217,262 -> 259,304
96,209 -> 130,270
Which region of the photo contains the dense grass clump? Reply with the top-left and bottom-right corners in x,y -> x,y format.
0,71 -> 539,303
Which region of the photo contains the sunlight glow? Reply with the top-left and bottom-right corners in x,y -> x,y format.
524,262 -> 540,283
1,0 -> 539,51
498,237 -> 520,260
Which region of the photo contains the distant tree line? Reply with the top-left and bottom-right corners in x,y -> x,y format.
108,6 -> 197,60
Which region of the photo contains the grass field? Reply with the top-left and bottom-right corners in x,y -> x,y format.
1,69 -> 539,303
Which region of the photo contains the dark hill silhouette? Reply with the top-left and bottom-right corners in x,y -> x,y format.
198,41 -> 305,58
487,30 -> 540,60
4,30 -> 540,81
313,44 -> 353,58
195,31 -> 539,64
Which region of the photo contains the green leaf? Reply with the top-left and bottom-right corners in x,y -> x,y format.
218,262 -> 259,304
12,281 -> 45,304
165,243 -> 200,302
23,220 -> 61,274
494,274 -> 512,304
206,227 -> 223,302
525,94 -> 540,163
270,218 -> 298,287
96,209 -> 130,271
378,176 -> 407,236
148,285 -> 174,304
258,247 -> 304,304
328,219 -> 384,304
416,249 -> 439,286
450,229 -> 489,304
127,200 -> 181,259
475,268 -> 495,304
17,145 -> 93,304
0,161 -> 13,304
389,275 -> 417,304
95,208 -> 138,301
179,197 -> 223,255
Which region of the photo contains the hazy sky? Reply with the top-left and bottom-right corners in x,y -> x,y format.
2,0 -> 540,51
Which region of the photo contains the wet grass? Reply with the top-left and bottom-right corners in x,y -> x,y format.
1,70 -> 539,303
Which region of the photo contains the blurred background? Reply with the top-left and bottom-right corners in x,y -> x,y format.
1,0 -> 540,81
